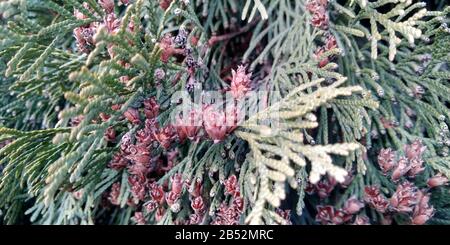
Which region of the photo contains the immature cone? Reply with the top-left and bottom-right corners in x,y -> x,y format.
108,182 -> 121,205
98,0 -> 115,13
144,200 -> 158,212
405,140 -> 426,177
306,0 -> 329,29
353,215 -> 370,225
124,108 -> 141,124
189,213 -> 203,225
153,125 -> 176,149
143,97 -> 160,119
343,196 -> 365,214
120,132 -> 133,153
314,47 -> 329,68
133,212 -> 146,225
73,7 -> 87,20
404,139 -> 426,161
158,34 -> 183,63
407,157 -> 425,177
315,176 -> 336,199
315,205 -> 351,225
202,105 -> 238,143
128,161 -> 151,179
128,176 -> 147,202
314,34 -> 338,68
229,65 -> 252,99
135,127 -> 154,146
275,209 -> 292,225
211,181 -> 244,225
175,108 -> 203,141
364,186 -> 389,213
325,34 -> 337,50
187,178 -> 203,197
427,173 -> 449,188
149,183 -> 165,204
191,196 -> 205,213
391,157 -> 410,182
171,173 -> 184,194
125,144 -> 151,166
165,191 -> 180,206
74,26 -> 97,53
167,149 -> 179,168
412,190 -> 434,225
331,209 -> 352,225
224,175 -> 239,197
211,199 -> 243,225
72,3 -> 100,54
311,9 -> 329,29
377,148 -> 396,174
203,106 -> 228,143
104,13 -> 120,35
390,181 -> 419,213
99,112 -> 111,122
232,195 -> 244,212
109,153 -> 128,170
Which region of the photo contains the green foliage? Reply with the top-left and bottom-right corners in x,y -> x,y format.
0,0 -> 449,225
